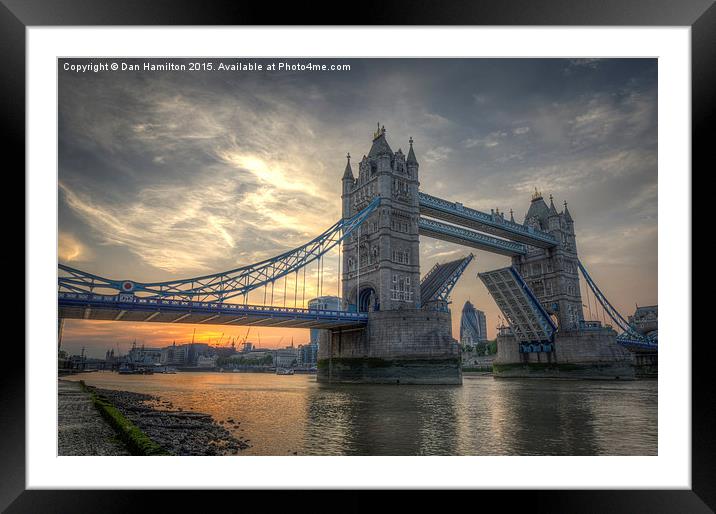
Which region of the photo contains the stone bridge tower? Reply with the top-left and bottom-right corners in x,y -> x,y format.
318,124 -> 461,385
341,125 -> 421,313
495,190 -> 634,379
512,190 -> 584,330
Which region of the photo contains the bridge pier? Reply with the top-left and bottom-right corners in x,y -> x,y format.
633,351 -> 658,378
493,328 -> 635,380
317,309 -> 462,385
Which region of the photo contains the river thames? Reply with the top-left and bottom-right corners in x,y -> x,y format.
62,372 -> 657,456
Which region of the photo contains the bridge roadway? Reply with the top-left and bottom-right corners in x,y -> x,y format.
58,292 -> 368,329
418,217 -> 527,256
419,192 -> 558,248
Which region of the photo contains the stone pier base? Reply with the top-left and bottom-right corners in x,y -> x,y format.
317,309 -> 462,385
634,352 -> 658,378
317,356 -> 462,385
493,328 -> 636,380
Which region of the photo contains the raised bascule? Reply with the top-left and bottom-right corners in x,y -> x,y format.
58,124 -> 657,384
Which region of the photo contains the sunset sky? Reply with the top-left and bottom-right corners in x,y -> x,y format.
59,58 -> 657,358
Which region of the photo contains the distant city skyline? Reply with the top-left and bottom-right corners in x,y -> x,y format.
59,58 -> 657,358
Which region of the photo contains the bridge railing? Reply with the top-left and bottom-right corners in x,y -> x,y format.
616,337 -> 658,350
58,292 -> 368,319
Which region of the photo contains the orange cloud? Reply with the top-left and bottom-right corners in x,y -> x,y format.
58,232 -> 93,262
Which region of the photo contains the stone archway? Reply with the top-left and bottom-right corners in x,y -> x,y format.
358,286 -> 378,313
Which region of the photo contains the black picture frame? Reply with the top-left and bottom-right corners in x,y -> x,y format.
4,0 -> 709,511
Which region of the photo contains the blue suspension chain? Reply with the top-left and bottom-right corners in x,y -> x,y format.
283,274 -> 287,307
294,270 -> 298,308
302,265 -> 306,308
338,240 -> 341,301
316,256 -> 321,299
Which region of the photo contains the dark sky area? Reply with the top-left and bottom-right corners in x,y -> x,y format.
58,58 -> 657,357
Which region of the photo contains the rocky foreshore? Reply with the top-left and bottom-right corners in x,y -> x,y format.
91,387 -> 250,456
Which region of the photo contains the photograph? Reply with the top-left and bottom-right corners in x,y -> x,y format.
56,57 -> 659,457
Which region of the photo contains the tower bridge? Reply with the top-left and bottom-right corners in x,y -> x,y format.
59,124 -> 655,383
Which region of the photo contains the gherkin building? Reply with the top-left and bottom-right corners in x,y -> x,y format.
460,300 -> 487,345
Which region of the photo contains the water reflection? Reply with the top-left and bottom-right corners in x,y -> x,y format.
486,379 -> 600,455
304,383 -> 463,455
62,372 -> 657,456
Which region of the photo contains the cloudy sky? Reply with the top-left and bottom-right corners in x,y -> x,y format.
59,58 -> 657,357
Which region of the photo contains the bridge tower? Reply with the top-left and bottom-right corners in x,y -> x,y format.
319,125 -> 461,385
492,190 -> 634,379
341,124 -> 421,313
513,190 -> 584,330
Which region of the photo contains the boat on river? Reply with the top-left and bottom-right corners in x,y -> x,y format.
118,364 -> 141,375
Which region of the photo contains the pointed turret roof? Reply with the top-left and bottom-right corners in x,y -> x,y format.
563,201 -> 573,222
548,194 -> 558,216
524,190 -> 551,228
342,153 -> 354,180
368,124 -> 392,158
407,136 -> 418,165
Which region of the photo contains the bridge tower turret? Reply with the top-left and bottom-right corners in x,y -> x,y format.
513,190 -> 584,330
340,125 -> 421,312
406,136 -> 419,176
341,153 -> 354,220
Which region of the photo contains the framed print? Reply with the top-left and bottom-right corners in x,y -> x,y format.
5,0 -> 711,511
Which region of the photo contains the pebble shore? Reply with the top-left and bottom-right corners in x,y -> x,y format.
91,387 -> 250,456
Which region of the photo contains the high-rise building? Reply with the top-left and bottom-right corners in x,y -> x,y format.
298,343 -> 318,366
307,296 -> 341,346
460,300 -> 487,345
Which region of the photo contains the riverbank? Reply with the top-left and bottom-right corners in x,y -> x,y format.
88,386 -> 250,455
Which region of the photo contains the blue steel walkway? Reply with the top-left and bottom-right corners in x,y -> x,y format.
58,292 -> 368,329
419,192 -> 558,248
